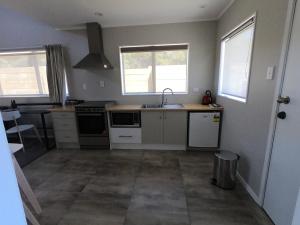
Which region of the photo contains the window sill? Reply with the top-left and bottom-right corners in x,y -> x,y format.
122,92 -> 188,96
0,95 -> 49,98
218,93 -> 247,103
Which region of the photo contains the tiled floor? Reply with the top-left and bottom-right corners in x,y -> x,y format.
23,149 -> 274,225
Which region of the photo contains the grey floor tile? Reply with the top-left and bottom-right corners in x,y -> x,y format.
58,193 -> 130,225
60,158 -> 98,175
125,210 -> 190,225
36,172 -> 92,192
23,170 -> 57,190
134,177 -> 185,198
34,191 -> 78,225
82,175 -> 136,196
128,193 -> 188,214
22,149 -> 274,225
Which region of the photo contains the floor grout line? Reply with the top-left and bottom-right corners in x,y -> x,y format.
178,157 -> 192,225
122,149 -> 145,225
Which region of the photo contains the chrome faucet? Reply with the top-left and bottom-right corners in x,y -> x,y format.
161,88 -> 174,105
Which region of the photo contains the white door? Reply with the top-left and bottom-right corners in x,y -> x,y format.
264,1 -> 300,225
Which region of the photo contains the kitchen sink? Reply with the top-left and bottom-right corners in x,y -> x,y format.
142,104 -> 184,109
142,104 -> 163,108
162,104 -> 184,109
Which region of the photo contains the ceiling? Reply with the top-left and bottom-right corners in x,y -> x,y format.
0,0 -> 234,28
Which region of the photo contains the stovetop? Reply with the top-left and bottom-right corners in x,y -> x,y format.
75,101 -> 115,108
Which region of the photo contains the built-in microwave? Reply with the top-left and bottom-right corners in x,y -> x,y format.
110,111 -> 141,128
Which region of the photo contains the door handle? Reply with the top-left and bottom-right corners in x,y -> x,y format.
277,96 -> 290,104
277,111 -> 287,120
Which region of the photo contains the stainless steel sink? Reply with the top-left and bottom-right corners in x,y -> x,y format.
142,104 -> 184,109
162,104 -> 184,109
142,104 -> 163,108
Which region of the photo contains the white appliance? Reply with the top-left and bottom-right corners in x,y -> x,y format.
188,112 -> 220,148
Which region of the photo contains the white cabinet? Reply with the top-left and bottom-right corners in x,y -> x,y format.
52,112 -> 79,149
141,112 -> 163,144
188,112 -> 220,148
163,111 -> 187,145
110,128 -> 141,144
141,111 -> 187,145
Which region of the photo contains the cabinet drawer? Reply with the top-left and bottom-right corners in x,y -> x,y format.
52,112 -> 76,120
53,118 -> 77,131
55,131 -> 78,143
110,128 -> 141,144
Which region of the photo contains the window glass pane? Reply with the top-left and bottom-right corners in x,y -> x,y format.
219,24 -> 254,101
121,46 -> 188,94
122,52 -> 153,93
155,50 -> 187,93
0,51 -> 49,96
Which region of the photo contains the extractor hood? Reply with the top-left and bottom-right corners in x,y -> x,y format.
73,22 -> 113,69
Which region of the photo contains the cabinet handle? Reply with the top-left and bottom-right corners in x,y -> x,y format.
119,135 -> 133,138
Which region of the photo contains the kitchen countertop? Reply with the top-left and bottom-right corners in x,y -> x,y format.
48,104 -> 223,112
105,104 -> 223,111
48,105 -> 75,112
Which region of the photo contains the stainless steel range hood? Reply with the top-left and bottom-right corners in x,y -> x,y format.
73,22 -> 113,69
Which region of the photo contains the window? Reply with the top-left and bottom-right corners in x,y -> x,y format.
218,16 -> 256,103
120,44 -> 189,95
0,49 -> 49,97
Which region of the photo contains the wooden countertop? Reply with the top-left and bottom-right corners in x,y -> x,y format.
48,105 -> 75,112
106,104 -> 223,111
48,104 -> 223,112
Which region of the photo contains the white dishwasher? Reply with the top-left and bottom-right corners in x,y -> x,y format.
188,112 -> 221,148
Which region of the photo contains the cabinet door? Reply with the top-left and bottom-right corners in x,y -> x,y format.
141,112 -> 163,144
163,111 -> 187,145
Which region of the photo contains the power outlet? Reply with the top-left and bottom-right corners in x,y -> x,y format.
193,87 -> 200,93
99,80 -> 105,88
266,66 -> 275,80
82,83 -> 87,90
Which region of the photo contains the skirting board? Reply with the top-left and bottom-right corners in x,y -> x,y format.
111,143 -> 186,151
237,172 -> 261,205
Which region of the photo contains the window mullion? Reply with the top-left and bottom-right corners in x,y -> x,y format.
31,54 -> 44,94
0,81 -> 3,95
152,52 -> 156,93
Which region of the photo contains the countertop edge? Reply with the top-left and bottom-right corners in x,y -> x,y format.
105,104 -> 224,112
48,104 -> 224,112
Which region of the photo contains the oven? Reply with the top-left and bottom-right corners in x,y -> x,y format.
76,107 -> 109,149
110,111 -> 141,128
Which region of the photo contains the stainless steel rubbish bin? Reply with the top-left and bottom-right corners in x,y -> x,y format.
212,150 -> 240,189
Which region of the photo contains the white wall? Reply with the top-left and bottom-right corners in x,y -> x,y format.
0,7 -> 217,106
215,0 -> 289,198
293,189 -> 300,225
0,115 -> 27,225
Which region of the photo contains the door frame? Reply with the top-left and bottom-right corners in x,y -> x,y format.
259,0 -> 299,206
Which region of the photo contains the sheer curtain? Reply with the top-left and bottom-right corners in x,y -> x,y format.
45,45 -> 67,104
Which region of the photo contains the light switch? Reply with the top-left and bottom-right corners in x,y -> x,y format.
82,83 -> 87,90
266,66 -> 275,80
193,87 -> 200,93
99,80 -> 105,88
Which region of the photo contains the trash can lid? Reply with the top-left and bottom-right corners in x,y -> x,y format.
215,150 -> 238,161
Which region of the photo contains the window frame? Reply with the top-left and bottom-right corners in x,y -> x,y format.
0,48 -> 49,98
218,14 -> 257,103
119,43 -> 189,96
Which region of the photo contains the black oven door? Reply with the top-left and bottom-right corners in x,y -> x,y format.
76,112 -> 108,136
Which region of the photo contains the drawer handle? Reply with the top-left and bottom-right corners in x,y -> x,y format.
119,135 -> 133,138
